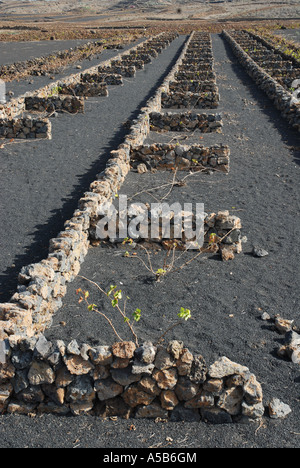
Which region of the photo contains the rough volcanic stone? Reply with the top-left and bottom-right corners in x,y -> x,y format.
122,386 -> 155,408
131,361 -> 155,375
175,376 -> 200,401
243,374 -> 263,405
160,390 -> 179,410
135,402 -> 168,419
111,366 -> 141,386
268,398 -> 292,419
154,348 -> 176,370
64,355 -> 94,376
242,401 -> 265,419
152,368 -> 178,390
28,361 -> 55,386
167,340 -> 184,360
11,349 -> 33,370
134,341 -> 157,364
217,386 -> 244,416
88,346 -> 113,366
95,377 -> 123,401
112,341 -> 136,359
208,356 -> 249,379
66,375 -> 95,403
34,335 -> 53,360
189,355 -> 208,384
137,376 -> 161,396
184,390 -> 214,409
176,348 -> 193,376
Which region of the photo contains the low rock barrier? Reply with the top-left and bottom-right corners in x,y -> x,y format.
160,31 -> 220,110
0,116 -> 51,140
0,338 -> 265,422
130,143 -> 229,172
222,30 -> 300,132
25,95 -> 84,114
149,111 -> 223,133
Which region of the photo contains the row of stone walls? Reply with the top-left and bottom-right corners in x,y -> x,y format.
230,30 -> 300,91
98,32 -> 178,79
222,30 -> 300,133
248,30 -> 300,68
161,32 -> 219,110
0,32 -> 181,341
0,32 -> 263,423
0,32 -> 176,121
0,32 -> 177,140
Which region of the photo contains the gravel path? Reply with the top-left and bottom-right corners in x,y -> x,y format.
0,33 -> 299,449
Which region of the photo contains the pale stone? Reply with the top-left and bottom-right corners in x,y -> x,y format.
176,348 -> 193,376
217,386 -> 244,415
209,356 -> 249,379
112,341 -> 136,359
137,376 -> 161,396
88,346 -> 113,366
242,401 -> 265,420
243,374 -> 263,404
203,378 -> 224,395
64,355 -> 94,376
275,316 -> 294,335
268,398 -> 292,419
152,368 -> 177,390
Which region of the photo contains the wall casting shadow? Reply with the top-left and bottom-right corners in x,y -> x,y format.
0,36 -> 188,303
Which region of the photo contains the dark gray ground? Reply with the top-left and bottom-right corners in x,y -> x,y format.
0,37 -> 104,66
0,34 -> 299,449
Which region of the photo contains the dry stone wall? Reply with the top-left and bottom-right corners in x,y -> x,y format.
0,338 -> 265,422
161,32 -> 220,110
0,32 -> 178,136
0,32 -> 266,423
0,116 -> 51,139
149,111 -> 223,133
25,95 -> 85,114
130,143 -> 229,173
222,30 -> 300,132
0,40 -> 108,82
